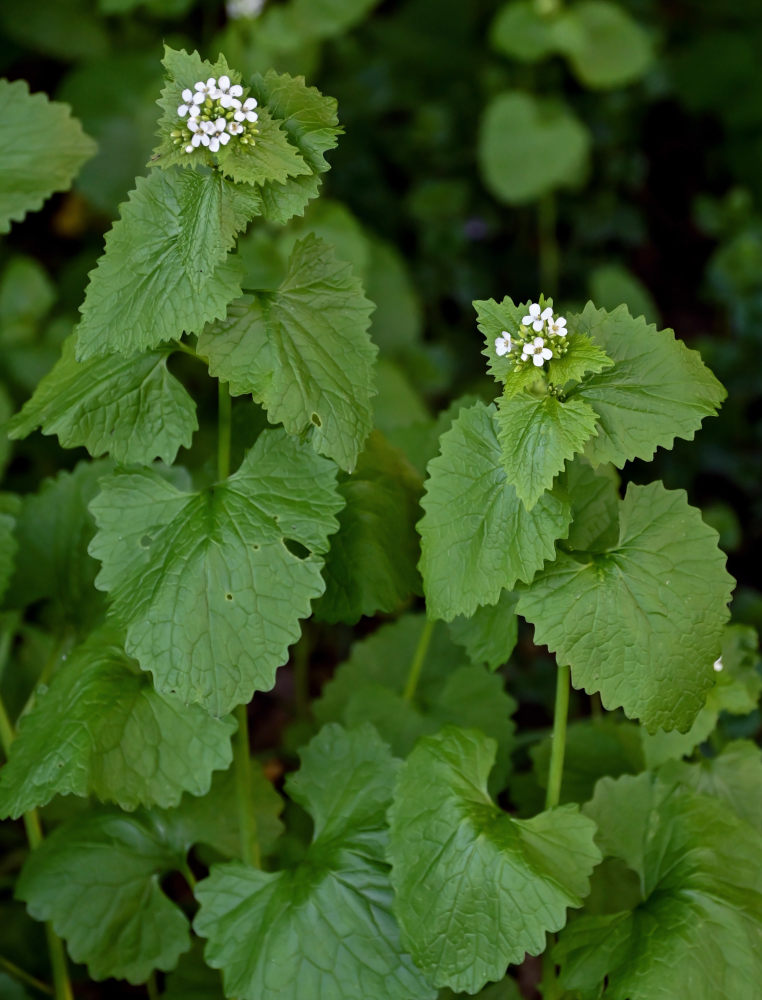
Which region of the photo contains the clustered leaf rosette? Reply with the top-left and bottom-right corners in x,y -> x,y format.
172,74 -> 259,155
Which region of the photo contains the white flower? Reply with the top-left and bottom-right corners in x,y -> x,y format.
713,657 -> 723,673
234,97 -> 259,123
495,332 -> 512,356
227,121 -> 244,135
547,315 -> 567,338
522,337 -> 553,367
523,302 -> 551,332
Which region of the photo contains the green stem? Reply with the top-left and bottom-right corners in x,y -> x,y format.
0,694 -> 74,1000
146,971 -> 160,1000
234,704 -> 260,869
0,954 -> 54,996
538,192 -> 560,297
402,619 -> 435,702
218,380 -> 232,482
545,663 -> 570,810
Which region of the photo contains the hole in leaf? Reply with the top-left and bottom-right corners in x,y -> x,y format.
140,535 -> 152,548
225,592 -> 233,601
284,538 -> 310,560
310,412 -> 322,427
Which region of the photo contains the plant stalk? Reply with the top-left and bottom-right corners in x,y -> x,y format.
0,954 -> 54,996
538,192 -> 560,297
402,619 -> 435,702
545,663 -> 570,810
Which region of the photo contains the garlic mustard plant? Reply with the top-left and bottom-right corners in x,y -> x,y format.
0,21 -> 761,1000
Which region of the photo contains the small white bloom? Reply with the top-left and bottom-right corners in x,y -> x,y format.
713,657 -> 723,673
548,315 -> 567,338
226,0 -> 266,18
522,302 -> 545,332
522,337 -> 553,367
227,121 -> 244,135
495,332 -> 512,356
185,144 -> 194,153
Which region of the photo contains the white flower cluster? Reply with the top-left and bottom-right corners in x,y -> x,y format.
226,0 -> 266,18
173,75 -> 258,154
495,301 -> 568,370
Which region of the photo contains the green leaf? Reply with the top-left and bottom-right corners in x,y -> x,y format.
8,460 -> 108,627
76,168 -> 259,360
199,235 -> 376,471
249,70 -> 342,223
0,79 -> 96,233
419,401 -> 572,620
0,625 -> 236,817
659,740 -> 762,833
479,91 -> 590,205
562,457 -> 620,553
7,337 -> 197,465
88,429 -> 342,716
314,431 -> 422,623
545,332 -> 613,386
555,1 -> 653,90
517,482 -> 734,731
496,392 -> 600,509
0,511 -> 17,604
588,263 -> 659,325
163,761 -> 283,861
448,590 -> 519,671
571,303 -> 726,467
163,942 -> 224,1000
313,614 -> 464,724
530,718 -> 645,806
388,726 -> 601,993
16,810 -> 190,983
556,773 -> 762,1000
314,614 -> 517,791
194,724 -> 435,1000
291,0 -> 381,39
490,2 -> 558,62
710,622 -> 762,715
